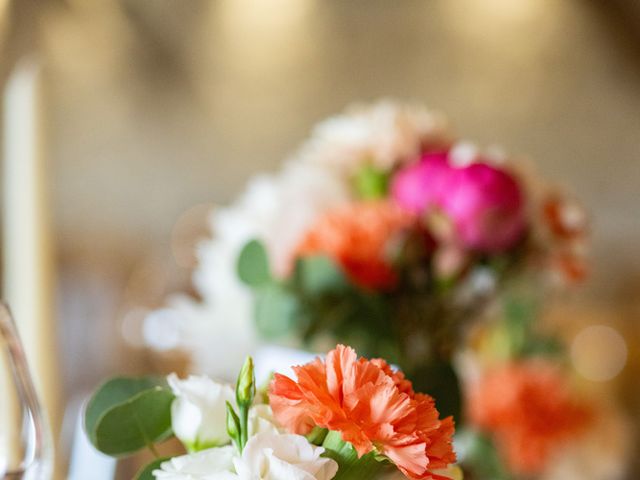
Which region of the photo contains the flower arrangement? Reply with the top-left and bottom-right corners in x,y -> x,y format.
84,345 -> 458,480
138,100 -> 617,479
146,101 -> 587,384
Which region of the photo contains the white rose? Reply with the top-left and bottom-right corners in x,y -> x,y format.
153,446 -> 237,480
233,432 -> 338,480
168,374 -> 235,450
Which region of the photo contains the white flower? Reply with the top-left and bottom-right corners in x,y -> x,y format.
299,100 -> 451,174
168,374 -> 235,450
154,432 -> 337,480
233,432 -> 338,480
153,446 -> 237,480
248,404 -> 281,436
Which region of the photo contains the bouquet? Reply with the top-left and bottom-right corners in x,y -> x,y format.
146,101 -> 587,419
84,345 -> 459,480
135,101 -> 632,479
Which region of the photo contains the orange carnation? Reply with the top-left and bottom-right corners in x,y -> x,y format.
269,345 -> 456,480
468,362 -> 593,475
296,201 -> 415,289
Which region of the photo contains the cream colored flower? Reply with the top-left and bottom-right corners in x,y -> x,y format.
300,100 -> 452,175
153,446 -> 237,480
168,374 -> 235,451
233,432 -> 338,480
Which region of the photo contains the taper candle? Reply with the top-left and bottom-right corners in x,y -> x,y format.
2,59 -> 61,477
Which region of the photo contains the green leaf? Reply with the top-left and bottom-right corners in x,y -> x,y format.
85,377 -> 163,444
504,295 -> 538,331
134,457 -> 170,480
93,387 -> 175,456
322,430 -> 387,480
354,164 -> 389,199
295,255 -> 347,295
226,401 -> 241,450
521,336 -> 564,357
237,239 -> 271,286
460,431 -> 512,480
254,283 -> 299,338
306,426 -> 328,445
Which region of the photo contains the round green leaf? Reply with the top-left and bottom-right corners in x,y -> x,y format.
295,255 -> 347,295
254,283 -> 299,338
93,387 -> 174,456
85,377 -> 163,444
237,239 -> 271,286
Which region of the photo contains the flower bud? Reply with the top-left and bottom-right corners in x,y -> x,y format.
226,401 -> 241,448
236,356 -> 256,408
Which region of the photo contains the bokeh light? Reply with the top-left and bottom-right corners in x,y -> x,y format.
571,325 -> 628,382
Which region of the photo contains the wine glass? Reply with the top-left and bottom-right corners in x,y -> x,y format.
0,303 -> 52,479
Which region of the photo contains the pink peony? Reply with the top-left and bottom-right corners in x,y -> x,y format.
391,152 -> 452,214
392,152 -> 526,253
441,162 -> 525,252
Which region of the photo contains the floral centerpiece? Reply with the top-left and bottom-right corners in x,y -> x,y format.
131,101 -> 635,480
146,101 -> 587,421
84,345 -> 458,480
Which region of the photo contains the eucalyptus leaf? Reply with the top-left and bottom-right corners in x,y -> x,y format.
92,387 -> 174,456
134,457 -> 170,480
237,239 -> 271,286
295,255 -> 347,295
85,376 -> 164,444
254,283 -> 299,338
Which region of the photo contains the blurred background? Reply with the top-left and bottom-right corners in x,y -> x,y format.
0,0 -> 639,476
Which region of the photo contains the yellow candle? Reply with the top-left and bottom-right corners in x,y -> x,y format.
2,59 -> 62,478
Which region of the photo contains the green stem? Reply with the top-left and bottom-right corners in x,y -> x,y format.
239,404 -> 249,451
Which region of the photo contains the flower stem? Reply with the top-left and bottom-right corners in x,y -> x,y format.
239,404 -> 249,451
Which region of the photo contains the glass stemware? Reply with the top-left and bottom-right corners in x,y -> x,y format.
0,303 -> 52,479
